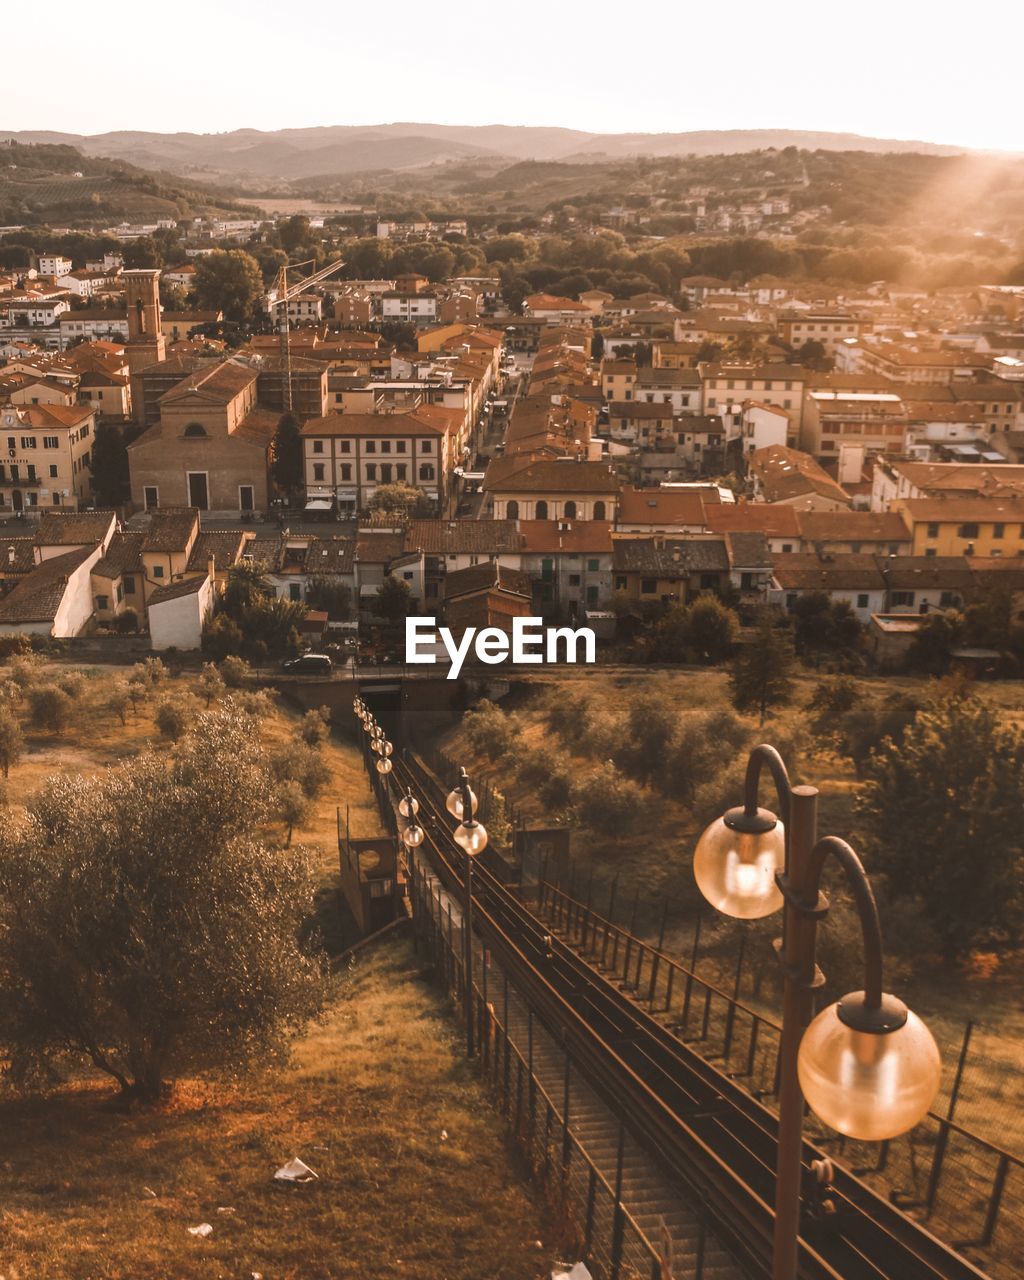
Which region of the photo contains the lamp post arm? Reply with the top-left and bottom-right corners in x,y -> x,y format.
742,744 -> 793,827
459,767 -> 476,830
807,835 -> 885,1012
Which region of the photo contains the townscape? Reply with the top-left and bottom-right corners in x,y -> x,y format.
0,110 -> 1023,1280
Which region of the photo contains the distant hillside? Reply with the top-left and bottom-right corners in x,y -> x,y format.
0,141 -> 260,226
0,123 -> 971,185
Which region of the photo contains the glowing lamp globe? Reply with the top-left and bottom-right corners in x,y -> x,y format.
402,823 -> 425,848
797,994 -> 941,1141
446,786 -> 478,820
376,757 -> 393,775
398,794 -> 419,819
453,822 -> 488,856
693,813 -> 785,920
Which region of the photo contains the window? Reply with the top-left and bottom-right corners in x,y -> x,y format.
49,464 -> 58,478
313,463 -> 325,481
20,437 -> 36,449
569,574 -> 581,586
641,578 -> 657,594
994,523 -> 1005,538
144,486 -> 159,510
381,440 -> 391,454
615,575 -> 627,591
926,522 -> 939,538
781,543 -> 793,553
587,558 -> 599,571
96,595 -> 108,610
380,464 -> 392,483
891,591 -> 914,606
365,440 -> 376,453
564,500 -> 577,519
396,440 -> 406,453
958,523 -> 979,539
421,440 -> 433,453
857,594 -> 869,608
289,583 -> 302,602
396,464 -> 407,481
366,463 -> 377,480
239,485 -> 254,513
593,501 -> 606,520
124,575 -> 136,594
541,558 -> 554,580
43,436 -> 59,449
183,423 -> 207,438
312,440 -> 324,454
51,492 -> 60,506
419,463 -> 434,481
340,463 -> 351,481
339,440 -> 351,453
153,565 -> 165,579
536,500 -> 549,520
940,591 -> 959,608
507,500 -> 519,519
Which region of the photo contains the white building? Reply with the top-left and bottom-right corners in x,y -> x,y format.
147,572 -> 215,650
38,255 -> 73,278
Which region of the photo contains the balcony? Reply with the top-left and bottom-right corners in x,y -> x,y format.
0,475 -> 42,488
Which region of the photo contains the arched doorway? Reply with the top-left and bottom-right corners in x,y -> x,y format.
536,500 -> 549,520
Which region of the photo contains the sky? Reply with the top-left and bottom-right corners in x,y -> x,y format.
6,0 -> 1024,153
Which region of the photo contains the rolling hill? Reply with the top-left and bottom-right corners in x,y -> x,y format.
0,123 -> 970,186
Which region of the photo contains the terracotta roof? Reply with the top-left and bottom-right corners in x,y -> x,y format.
186,530 -> 248,574
518,520 -> 612,554
609,401 -> 674,419
300,412 -> 445,438
141,508 -> 199,553
796,511 -> 911,543
305,536 -> 355,575
616,486 -> 715,526
0,537 -> 35,575
895,497 -> 1024,522
725,530 -> 773,570
245,535 -> 285,571
92,531 -> 144,579
404,519 -> 521,555
703,503 -> 801,538
14,403 -> 95,429
444,562 -> 532,600
147,574 -> 209,606
34,510 -> 114,547
162,361 -> 257,405
356,531 -> 405,564
0,547 -> 92,623
880,556 -> 976,591
612,537 -> 730,576
771,553 -> 886,592
749,445 -> 851,507
483,458 -> 619,495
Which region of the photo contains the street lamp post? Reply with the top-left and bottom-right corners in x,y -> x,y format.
693,744 -> 942,1280
447,767 -> 488,1059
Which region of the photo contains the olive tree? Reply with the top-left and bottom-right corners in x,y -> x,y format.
0,708 -> 327,1101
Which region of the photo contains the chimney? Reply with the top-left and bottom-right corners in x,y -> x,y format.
207,554 -> 216,581
7,545 -> 14,566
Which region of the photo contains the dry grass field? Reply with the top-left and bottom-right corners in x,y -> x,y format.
0,936 -> 551,1280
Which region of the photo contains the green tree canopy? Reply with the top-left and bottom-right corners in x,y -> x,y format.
857,693 -> 1024,961
193,249 -> 264,323
0,708 -> 326,1100
730,611 -> 794,724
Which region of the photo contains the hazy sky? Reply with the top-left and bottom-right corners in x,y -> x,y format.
6,0 -> 1023,152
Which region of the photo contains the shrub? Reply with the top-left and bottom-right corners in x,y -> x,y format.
155,698 -> 190,741
106,679 -> 132,726
57,671 -> 86,700
0,635 -> 31,662
270,741 -> 330,799
572,761 -> 643,837
28,684 -> 72,734
464,700 -> 517,759
219,654 -> 252,688
197,662 -> 225,707
299,706 -> 331,747
8,655 -> 44,691
0,705 -> 22,778
112,608 -> 139,635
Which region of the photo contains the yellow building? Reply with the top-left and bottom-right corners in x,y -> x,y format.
600,358 -> 638,403
893,496 -> 1024,557
0,403 -> 96,513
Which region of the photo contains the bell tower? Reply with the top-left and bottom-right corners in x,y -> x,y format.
123,268 -> 166,374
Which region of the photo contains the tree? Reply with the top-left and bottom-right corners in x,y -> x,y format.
305,576 -> 352,621
279,215 -> 311,253
368,482 -> 433,518
906,612 -> 964,675
197,663 -> 225,706
106,680 -> 132,727
299,706 -> 331,747
791,592 -> 862,656
155,697 -> 190,741
730,613 -> 794,725
0,709 -> 326,1101
376,574 -> 412,624
278,780 -> 311,846
0,705 -> 22,778
270,412 -> 303,499
193,249 -> 264,323
858,694 -> 1024,962
219,655 -> 251,688
685,595 -> 739,664
28,685 -> 73,734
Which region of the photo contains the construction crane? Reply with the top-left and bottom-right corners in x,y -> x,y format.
271,256 -> 346,413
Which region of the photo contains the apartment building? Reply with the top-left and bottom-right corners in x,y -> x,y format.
0,402 -> 96,513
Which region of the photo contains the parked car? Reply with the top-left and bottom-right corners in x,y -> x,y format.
281,653 -> 333,675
